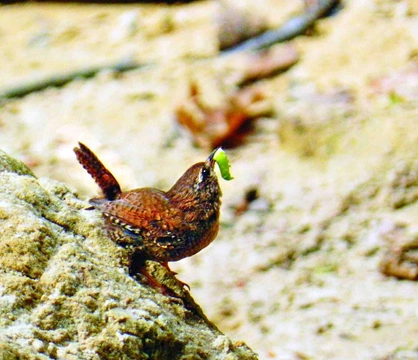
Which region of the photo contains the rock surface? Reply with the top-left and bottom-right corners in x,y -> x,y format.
0,150 -> 257,360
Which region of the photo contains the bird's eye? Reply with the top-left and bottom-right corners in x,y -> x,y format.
199,167 -> 210,183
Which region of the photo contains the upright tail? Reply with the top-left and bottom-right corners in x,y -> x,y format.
74,142 -> 121,200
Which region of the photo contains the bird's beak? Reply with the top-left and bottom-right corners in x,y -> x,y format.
207,147 -> 220,168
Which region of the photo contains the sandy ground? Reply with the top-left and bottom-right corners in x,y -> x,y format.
2,0 -> 418,359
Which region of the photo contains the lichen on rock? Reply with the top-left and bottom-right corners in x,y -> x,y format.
0,150 -> 257,360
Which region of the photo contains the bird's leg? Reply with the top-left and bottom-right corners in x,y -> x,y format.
161,261 -> 175,273
160,262 -> 190,290
129,254 -> 187,296
74,142 -> 121,200
138,267 -> 177,296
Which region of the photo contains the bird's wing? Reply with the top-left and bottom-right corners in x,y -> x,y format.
90,189 -> 182,231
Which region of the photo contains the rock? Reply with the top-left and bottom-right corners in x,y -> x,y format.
0,150 -> 257,360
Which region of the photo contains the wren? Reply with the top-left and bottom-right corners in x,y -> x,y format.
74,142 -> 222,291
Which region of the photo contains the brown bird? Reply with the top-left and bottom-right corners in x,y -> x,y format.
74,142 -> 222,291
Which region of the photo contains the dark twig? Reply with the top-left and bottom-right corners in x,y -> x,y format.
0,59 -> 148,99
221,0 -> 339,54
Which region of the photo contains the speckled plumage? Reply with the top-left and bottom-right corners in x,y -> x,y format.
74,143 -> 222,276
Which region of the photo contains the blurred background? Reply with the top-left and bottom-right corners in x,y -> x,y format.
2,0 -> 418,358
